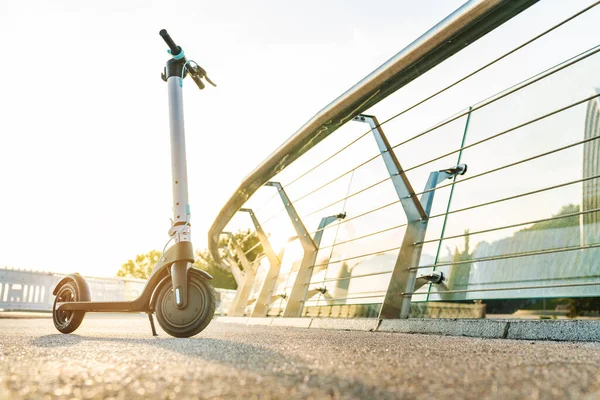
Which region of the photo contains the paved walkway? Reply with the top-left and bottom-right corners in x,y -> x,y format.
1,315 -> 600,399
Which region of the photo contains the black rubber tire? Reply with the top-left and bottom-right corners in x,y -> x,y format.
155,272 -> 216,338
52,280 -> 86,334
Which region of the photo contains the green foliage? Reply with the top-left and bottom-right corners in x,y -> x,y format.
193,249 -> 238,290
565,297 -> 600,318
521,204 -> 580,232
116,230 -> 260,291
447,230 -> 472,299
201,229 -> 260,290
220,229 -> 261,264
116,249 -> 162,280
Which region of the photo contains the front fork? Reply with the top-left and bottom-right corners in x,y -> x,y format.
170,261 -> 189,308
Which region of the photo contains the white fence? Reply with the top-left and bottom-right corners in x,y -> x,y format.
0,268 -> 235,315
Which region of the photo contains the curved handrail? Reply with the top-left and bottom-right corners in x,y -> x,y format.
208,0 -> 538,264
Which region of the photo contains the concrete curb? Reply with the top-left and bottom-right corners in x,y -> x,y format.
272,318 -> 312,328
310,318 -> 380,331
378,318 -> 508,338
506,320 -> 600,342
214,316 -> 600,342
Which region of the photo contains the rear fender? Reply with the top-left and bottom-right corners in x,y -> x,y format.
53,273 -> 91,301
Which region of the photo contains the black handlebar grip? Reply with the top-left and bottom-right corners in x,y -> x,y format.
159,29 -> 182,56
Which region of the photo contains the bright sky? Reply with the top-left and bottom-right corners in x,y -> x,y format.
223,0 -> 600,260
0,0 -> 470,276
1,0 -> 598,279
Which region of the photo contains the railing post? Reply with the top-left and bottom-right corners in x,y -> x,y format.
354,114 -> 466,318
354,114 -> 427,319
223,232 -> 258,316
239,208 -> 282,317
264,182 -> 343,317
221,244 -> 244,287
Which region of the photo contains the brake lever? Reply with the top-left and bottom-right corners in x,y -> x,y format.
187,64 -> 217,90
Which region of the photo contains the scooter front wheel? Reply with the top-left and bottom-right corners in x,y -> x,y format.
155,271 -> 216,338
53,281 -> 86,334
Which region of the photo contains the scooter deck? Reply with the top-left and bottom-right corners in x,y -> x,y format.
56,300 -> 149,313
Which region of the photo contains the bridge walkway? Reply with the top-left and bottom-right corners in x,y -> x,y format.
1,316 -> 600,399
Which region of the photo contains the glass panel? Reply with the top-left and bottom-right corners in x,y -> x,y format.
224,2 -> 600,312
428,98 -> 600,300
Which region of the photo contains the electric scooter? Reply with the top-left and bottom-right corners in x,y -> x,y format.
52,29 -> 217,338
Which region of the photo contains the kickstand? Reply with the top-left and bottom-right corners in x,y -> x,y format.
147,313 -> 158,336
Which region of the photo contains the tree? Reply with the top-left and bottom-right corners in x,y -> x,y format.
446,229 -> 472,300
202,229 -> 261,290
193,249 -> 238,290
221,229 -> 261,265
116,230 -> 261,290
117,249 -> 162,280
522,204 -> 580,232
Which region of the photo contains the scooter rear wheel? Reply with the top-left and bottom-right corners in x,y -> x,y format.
53,281 -> 86,334
155,272 -> 216,338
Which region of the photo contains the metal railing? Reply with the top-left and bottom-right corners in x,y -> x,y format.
210,0 -> 600,319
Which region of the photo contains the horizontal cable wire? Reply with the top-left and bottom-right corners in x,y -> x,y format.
428,173 -> 600,220
418,206 -> 600,245
307,201 -> 406,237
267,161 -> 600,275
237,230 -> 256,246
236,8 -> 600,234
415,133 -> 600,197
413,242 -> 600,270
275,3 -> 600,193
317,223 -> 407,251
404,92 -> 600,175
280,47 -> 600,221
306,176 -> 391,217
304,294 -> 386,303
390,43 -> 600,151
313,246 -> 402,268
305,280 -> 600,302
284,129 -> 374,189
243,240 -> 263,255
375,1 -> 600,140
257,204 -> 289,227
230,6 -> 600,268
230,4 -> 600,309
310,237 -> 600,287
405,281 -> 600,296
254,119 -> 600,252
253,191 -> 283,214
303,111 -> 600,245
291,153 -> 381,204
306,93 -> 599,221
309,269 -> 393,284
310,289 -> 387,299
232,35 -> 600,255
443,274 -> 600,286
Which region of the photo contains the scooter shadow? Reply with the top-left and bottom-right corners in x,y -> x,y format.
29,333 -> 398,397
30,333 -> 292,374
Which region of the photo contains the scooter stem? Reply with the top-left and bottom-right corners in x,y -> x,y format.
160,29 -> 215,310
164,34 -> 193,309
167,75 -> 191,241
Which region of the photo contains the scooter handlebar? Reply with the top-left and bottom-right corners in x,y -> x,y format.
159,29 -> 182,56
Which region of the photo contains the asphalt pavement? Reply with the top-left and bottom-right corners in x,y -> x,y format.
1,315 -> 600,399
